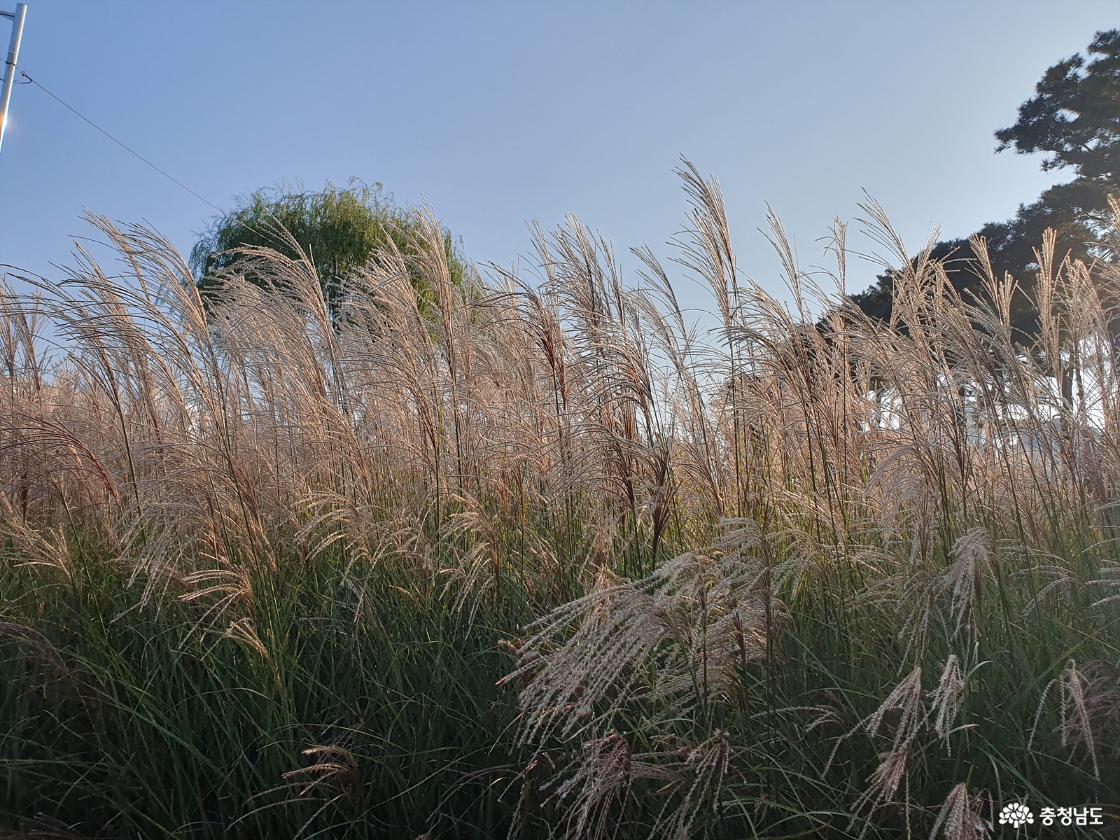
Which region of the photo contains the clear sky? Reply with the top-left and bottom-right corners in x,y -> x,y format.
1,1 -> 1117,305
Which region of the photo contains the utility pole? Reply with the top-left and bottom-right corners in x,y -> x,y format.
0,2 -> 27,156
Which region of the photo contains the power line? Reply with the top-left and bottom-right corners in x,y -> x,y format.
20,69 -> 223,213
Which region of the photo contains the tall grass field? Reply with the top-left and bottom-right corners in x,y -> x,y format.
1,166 -> 1118,838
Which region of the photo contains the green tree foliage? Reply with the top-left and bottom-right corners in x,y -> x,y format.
995,29 -> 1120,218
850,29 -> 1120,342
190,180 -> 465,314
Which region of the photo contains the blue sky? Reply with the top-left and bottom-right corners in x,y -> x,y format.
1,1 -> 1116,305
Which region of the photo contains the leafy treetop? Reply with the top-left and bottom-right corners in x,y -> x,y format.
190,180 -> 464,314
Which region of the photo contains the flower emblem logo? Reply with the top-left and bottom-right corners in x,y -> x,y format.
998,802 -> 1034,829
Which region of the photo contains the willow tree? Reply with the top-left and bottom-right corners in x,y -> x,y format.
190,180 -> 464,315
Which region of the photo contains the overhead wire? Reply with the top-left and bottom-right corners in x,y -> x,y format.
20,69 -> 223,213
